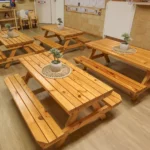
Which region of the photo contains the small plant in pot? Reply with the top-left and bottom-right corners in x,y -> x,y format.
57,18 -> 64,30
50,48 -> 63,72
5,23 -> 14,38
120,33 -> 132,51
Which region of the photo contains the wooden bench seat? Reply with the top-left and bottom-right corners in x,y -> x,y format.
102,91 -> 121,107
74,56 -> 146,98
4,74 -> 65,149
34,36 -> 63,50
77,36 -> 91,43
26,43 -> 45,53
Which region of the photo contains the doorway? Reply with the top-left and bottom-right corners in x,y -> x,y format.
35,0 -> 64,24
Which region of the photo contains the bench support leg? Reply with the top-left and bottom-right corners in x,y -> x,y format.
55,135 -> 68,148
65,110 -> 79,127
142,71 -> 150,86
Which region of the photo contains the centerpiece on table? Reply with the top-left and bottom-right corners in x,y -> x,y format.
4,23 -> 19,38
113,33 -> 136,54
57,18 -> 64,30
120,33 -> 132,50
42,48 -> 72,78
50,48 -> 63,72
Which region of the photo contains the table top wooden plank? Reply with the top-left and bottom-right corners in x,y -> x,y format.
43,52 -> 113,92
0,30 -> 34,48
86,39 -> 150,71
29,54 -> 83,108
41,25 -> 84,38
20,57 -> 75,114
28,54 -> 95,102
35,53 -> 90,104
39,53 -> 110,100
20,53 -> 113,114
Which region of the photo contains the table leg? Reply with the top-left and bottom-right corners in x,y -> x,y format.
89,49 -> 96,59
92,102 -> 106,120
44,31 -> 49,37
65,110 -> 79,127
23,72 -> 32,83
63,39 -> 71,52
89,49 -> 110,63
104,54 -> 110,63
5,49 -> 17,69
56,35 -> 62,43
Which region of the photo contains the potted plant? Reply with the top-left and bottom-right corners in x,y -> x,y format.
50,48 -> 63,72
5,23 -> 14,38
120,33 -> 132,50
57,18 -> 64,30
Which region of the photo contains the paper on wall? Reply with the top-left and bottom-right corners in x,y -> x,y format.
83,0 -> 90,7
89,0 -> 97,7
96,0 -> 105,8
72,0 -> 79,6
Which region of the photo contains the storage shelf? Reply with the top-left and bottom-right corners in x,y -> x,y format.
0,9 -> 15,12
0,18 -> 19,22
134,2 -> 150,5
0,9 -> 18,30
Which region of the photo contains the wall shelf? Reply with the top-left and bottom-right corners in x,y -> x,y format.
134,2 -> 150,5
0,18 -> 19,22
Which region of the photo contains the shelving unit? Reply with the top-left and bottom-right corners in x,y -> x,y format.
134,2 -> 150,5
0,9 -> 18,31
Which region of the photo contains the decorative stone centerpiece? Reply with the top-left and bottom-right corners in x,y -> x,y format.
120,33 -> 132,51
50,48 -> 63,72
57,18 -> 64,30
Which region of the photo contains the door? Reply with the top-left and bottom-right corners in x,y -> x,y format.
35,0 -> 64,24
35,0 -> 52,24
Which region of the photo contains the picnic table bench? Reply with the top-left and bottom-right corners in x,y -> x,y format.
5,52 -> 122,149
34,35 -> 63,50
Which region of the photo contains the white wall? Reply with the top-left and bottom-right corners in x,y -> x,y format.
56,0 -> 64,24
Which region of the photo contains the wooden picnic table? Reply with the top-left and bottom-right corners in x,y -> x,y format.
5,52 -> 121,149
86,38 -> 150,98
19,52 -> 121,126
0,30 -> 44,68
0,30 -> 33,48
41,25 -> 85,52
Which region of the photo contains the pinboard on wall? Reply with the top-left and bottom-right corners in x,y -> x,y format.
65,0 -> 105,16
